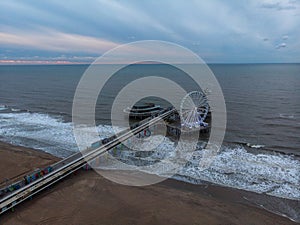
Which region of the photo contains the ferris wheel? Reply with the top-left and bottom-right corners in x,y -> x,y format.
180,91 -> 209,129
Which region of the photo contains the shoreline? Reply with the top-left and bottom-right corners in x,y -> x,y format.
0,141 -> 299,224
0,141 -> 60,184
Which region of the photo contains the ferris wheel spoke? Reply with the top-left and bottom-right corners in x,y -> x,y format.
200,95 -> 207,104
181,109 -> 193,115
189,110 -> 197,125
182,105 -> 193,112
185,96 -> 196,108
198,98 -> 206,106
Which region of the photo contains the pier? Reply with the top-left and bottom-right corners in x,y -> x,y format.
0,91 -> 212,215
0,109 -> 176,215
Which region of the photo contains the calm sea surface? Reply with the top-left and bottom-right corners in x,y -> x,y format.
0,64 -> 299,155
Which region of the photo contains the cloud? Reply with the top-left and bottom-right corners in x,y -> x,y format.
0,54 -> 97,63
0,29 -> 120,54
260,0 -> 299,10
276,42 -> 287,48
0,59 -> 83,65
0,0 -> 300,63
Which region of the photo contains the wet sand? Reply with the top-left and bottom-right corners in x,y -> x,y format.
0,141 -> 298,225
0,142 -> 59,183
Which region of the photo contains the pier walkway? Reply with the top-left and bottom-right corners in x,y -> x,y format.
0,109 -> 175,215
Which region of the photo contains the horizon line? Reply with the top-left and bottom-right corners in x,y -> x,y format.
0,61 -> 299,66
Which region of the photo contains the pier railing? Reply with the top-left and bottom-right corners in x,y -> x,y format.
0,108 -> 176,215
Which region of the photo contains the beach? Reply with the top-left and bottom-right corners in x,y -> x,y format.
0,141 -> 59,181
0,141 -> 297,225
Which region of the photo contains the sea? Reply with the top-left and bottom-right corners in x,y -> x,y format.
0,64 -> 299,221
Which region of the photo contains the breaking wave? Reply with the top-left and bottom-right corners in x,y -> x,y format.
0,111 -> 299,201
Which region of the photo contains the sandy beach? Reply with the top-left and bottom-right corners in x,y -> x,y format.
0,141 -> 298,225
0,142 -> 59,182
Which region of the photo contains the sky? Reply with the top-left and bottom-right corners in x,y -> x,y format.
0,0 -> 299,64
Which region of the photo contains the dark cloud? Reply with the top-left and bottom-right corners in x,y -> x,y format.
1,0 -> 300,63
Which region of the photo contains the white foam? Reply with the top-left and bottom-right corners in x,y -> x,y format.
0,111 -> 299,200
0,105 -> 8,111
0,112 -> 115,157
93,133 -> 300,200
246,143 -> 265,149
279,113 -> 295,119
179,147 -> 300,200
0,112 -> 77,157
96,139 -> 300,200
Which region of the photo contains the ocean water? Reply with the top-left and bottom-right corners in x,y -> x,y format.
0,64 -> 299,202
